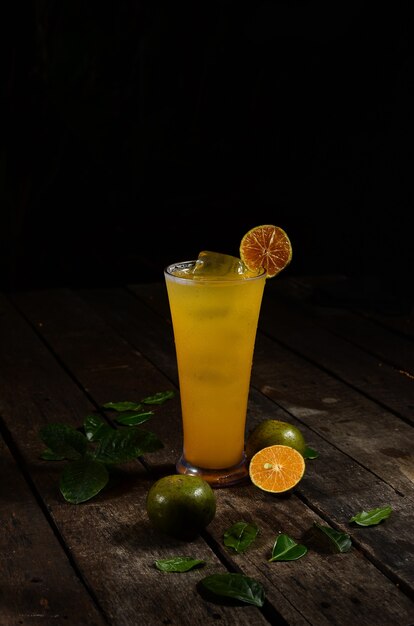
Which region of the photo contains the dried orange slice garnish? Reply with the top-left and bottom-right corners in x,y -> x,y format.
240,224 -> 292,278
249,445 -> 305,493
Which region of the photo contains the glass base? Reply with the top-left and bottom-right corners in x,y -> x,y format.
176,454 -> 249,488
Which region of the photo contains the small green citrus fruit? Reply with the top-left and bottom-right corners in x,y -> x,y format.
246,419 -> 306,461
146,474 -> 216,540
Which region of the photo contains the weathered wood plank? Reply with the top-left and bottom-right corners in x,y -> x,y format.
9,289 -> 181,470
248,387 -> 414,595
270,276 -> 414,374
0,434 -> 106,626
78,286 -> 178,384
121,284 -> 414,499
8,289 -> 414,624
357,309 -> 414,340
252,332 -> 414,499
2,292 -> 270,626
77,288 -> 414,606
52,481 -> 271,626
260,285 -> 414,426
211,490 -> 414,626
293,276 -> 414,339
284,275 -> 414,340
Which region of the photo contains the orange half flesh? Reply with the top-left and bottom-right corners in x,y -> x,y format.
249,445 -> 305,493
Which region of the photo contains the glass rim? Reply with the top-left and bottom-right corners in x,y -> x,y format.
164,260 -> 267,283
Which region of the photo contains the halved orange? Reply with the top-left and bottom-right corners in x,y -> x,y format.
240,225 -> 292,278
249,445 -> 305,493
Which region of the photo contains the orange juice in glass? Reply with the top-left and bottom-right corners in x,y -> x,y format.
164,251 -> 266,487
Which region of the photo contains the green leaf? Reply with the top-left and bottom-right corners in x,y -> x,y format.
60,458 -> 109,503
84,414 -> 113,441
102,401 -> 143,412
303,446 -> 319,459
269,534 -> 308,561
40,448 -> 66,461
155,557 -> 206,572
200,574 -> 265,607
142,390 -> 175,405
93,428 -> 163,464
223,521 -> 259,553
349,506 -> 392,526
313,523 -> 352,553
115,411 -> 154,426
39,424 -> 88,460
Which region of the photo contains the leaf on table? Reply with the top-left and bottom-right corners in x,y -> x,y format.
93,428 -> 163,464
223,521 -> 259,553
84,414 -> 113,441
102,401 -> 143,412
40,448 -> 66,461
155,557 -> 206,572
103,391 -> 174,412
303,446 -> 319,459
200,573 -> 265,607
39,424 -> 88,460
311,523 -> 352,553
141,390 -> 175,405
269,533 -> 307,561
349,505 -> 392,526
39,391 -> 172,504
115,411 -> 154,426
60,457 -> 109,503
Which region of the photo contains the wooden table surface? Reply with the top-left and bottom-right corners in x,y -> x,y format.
1,276 -> 413,626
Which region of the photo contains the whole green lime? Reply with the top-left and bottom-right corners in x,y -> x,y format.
146,474 -> 216,540
246,419 -> 306,461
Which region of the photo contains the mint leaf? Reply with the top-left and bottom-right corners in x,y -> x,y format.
115,411 -> 154,426
155,557 -> 206,572
269,534 -> 307,561
142,391 -> 175,405
200,574 -> 265,607
303,446 -> 319,459
93,428 -> 163,464
60,458 -> 109,503
312,523 -> 352,553
39,424 -> 88,460
350,506 -> 392,526
223,521 -> 259,553
84,414 -> 113,441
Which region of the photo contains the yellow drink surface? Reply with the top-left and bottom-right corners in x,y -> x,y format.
165,264 -> 266,469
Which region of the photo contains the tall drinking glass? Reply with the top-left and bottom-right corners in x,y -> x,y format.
164,252 -> 266,487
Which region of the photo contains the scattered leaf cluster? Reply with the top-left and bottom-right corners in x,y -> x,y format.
223,519 -> 351,559
39,391 -> 174,503
154,505 -> 392,606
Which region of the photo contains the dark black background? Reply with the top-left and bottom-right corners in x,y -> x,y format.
2,2 -> 413,311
